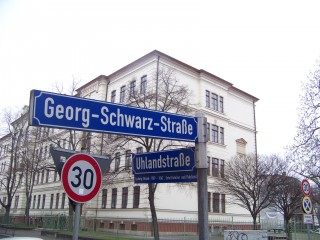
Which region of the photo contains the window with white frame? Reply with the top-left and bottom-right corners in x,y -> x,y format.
140,75 -> 147,94
220,127 -> 224,144
205,90 -> 210,107
42,194 -> 46,209
101,189 -> 107,209
211,124 -> 224,144
211,93 -> 218,111
205,90 -> 224,113
111,90 -> 116,103
111,188 -> 117,209
219,96 -> 224,113
212,193 -> 220,213
122,187 -> 128,209
211,125 -> 219,143
125,150 -> 131,170
120,85 -> 126,103
130,80 -> 136,98
133,186 -> 140,208
115,152 -> 120,172
212,158 -> 219,177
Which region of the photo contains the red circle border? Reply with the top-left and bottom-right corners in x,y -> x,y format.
301,179 -> 311,196
61,153 -> 102,203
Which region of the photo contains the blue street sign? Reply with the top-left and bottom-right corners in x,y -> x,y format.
134,168 -> 197,183
132,148 -> 195,174
29,90 -> 198,142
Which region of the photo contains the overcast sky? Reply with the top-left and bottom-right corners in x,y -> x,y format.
1,0 -> 320,155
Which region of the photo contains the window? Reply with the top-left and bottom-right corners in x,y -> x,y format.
136,147 -> 143,153
219,96 -> 224,113
37,195 -> 41,209
221,194 -> 226,213
46,170 -> 49,183
120,224 -> 125,230
212,193 -> 220,213
208,192 -> 211,212
220,160 -> 225,178
212,125 -> 218,143
111,90 -> 116,103
207,156 -> 211,176
14,195 -> 19,209
205,91 -> 224,113
212,158 -> 219,177
54,170 -> 58,182
125,150 -> 131,170
61,193 -> 66,209
111,188 -> 117,209
102,189 -> 107,209
122,187 -> 128,209
220,127 -> 224,145
141,75 -> 147,94
115,152 -> 120,172
133,186 -> 140,208
120,85 -> 126,103
55,193 -> 60,209
130,80 -> 136,97
211,93 -> 218,111
33,195 -> 36,209
50,194 -> 54,209
36,172 -> 40,184
206,90 -> 210,107
42,194 -> 46,209
41,170 -> 45,183
131,224 -> 138,231
211,125 -> 224,144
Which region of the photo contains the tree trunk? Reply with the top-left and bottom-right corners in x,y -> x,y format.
24,198 -> 30,225
284,217 -> 292,240
253,215 -> 258,230
4,207 -> 10,224
148,183 -> 159,240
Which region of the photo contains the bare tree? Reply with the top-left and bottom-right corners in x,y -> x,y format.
103,67 -> 193,240
20,118 -> 54,225
270,171 -> 303,239
291,60 -> 320,187
215,154 -> 285,229
49,77 -> 84,230
0,107 -> 25,223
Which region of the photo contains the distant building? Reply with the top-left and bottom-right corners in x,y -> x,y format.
0,50 -> 258,230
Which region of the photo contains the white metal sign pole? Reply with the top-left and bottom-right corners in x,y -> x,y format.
195,112 -> 208,240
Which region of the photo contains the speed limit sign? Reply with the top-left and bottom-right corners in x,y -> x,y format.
61,153 -> 102,203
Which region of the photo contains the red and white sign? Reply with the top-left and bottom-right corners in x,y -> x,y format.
61,153 -> 102,203
301,179 -> 311,196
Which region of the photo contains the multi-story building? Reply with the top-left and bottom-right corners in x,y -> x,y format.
0,50 -> 258,230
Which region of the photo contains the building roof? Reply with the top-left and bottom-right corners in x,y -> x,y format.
77,50 -> 259,102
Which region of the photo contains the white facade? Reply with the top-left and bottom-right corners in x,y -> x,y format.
0,50 -> 258,223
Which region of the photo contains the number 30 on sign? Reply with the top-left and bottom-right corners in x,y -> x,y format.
61,153 -> 102,203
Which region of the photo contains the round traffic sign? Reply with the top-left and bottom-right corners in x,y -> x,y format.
61,153 -> 102,203
302,196 -> 313,214
301,179 -> 311,196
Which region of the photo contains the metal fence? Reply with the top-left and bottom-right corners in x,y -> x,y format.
3,214 -> 320,239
